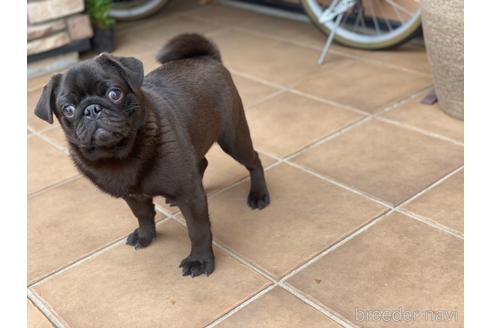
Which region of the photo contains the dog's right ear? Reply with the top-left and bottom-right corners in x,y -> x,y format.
34,74 -> 61,124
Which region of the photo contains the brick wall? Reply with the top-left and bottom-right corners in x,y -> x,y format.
27,0 -> 93,56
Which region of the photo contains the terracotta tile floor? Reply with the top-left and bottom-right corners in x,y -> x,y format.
27,2 -> 463,327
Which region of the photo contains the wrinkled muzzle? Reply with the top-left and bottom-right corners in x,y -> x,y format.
75,104 -> 131,149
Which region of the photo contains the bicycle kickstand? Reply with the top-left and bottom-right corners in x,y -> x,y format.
318,13 -> 344,65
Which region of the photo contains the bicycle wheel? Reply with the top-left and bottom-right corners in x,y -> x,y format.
301,0 -> 421,50
110,0 -> 170,21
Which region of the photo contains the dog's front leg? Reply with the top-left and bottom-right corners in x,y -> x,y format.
123,195 -> 156,249
178,185 -> 214,277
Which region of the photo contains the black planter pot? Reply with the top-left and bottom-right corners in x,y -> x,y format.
92,28 -> 114,53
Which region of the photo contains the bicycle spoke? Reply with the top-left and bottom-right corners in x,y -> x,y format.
366,0 -> 381,35
340,10 -> 350,29
386,0 -> 404,23
351,8 -> 362,33
385,0 -> 414,18
375,0 -> 394,32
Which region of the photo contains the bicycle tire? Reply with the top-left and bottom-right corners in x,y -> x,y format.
301,0 -> 422,50
109,0 -> 171,21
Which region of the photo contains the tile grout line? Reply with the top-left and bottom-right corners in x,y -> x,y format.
283,116 -> 372,161
245,88 -> 286,109
28,175 -> 81,199
375,116 -> 464,146
397,208 -> 464,239
29,127 -> 68,154
279,282 -> 357,328
38,124 -> 60,134
280,208 -> 394,283
284,160 -> 393,208
373,86 -> 432,116
287,88 -> 369,116
204,285 -> 277,328
396,165 -> 464,209
27,289 -> 67,328
212,239 -> 277,282
227,68 -> 287,90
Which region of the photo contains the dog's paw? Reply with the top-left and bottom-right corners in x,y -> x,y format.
179,253 -> 215,277
126,228 -> 155,249
247,191 -> 270,210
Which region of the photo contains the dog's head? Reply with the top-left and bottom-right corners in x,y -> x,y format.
35,53 -> 145,161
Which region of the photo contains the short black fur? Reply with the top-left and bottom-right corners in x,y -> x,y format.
34,33 -> 270,277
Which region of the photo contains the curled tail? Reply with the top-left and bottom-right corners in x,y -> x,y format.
155,33 -> 222,64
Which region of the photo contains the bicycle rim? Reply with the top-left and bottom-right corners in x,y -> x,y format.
110,0 -> 170,21
301,0 -> 421,50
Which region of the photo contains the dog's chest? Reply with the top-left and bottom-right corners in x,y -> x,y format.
77,159 -> 143,198
94,171 -> 138,197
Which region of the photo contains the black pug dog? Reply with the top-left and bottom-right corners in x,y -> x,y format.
34,33 -> 270,277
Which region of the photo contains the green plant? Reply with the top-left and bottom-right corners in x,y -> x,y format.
86,0 -> 115,30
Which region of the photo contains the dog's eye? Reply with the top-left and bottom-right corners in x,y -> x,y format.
107,88 -> 123,102
63,104 -> 75,117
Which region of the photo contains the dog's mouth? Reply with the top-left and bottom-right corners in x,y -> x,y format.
77,128 -> 128,152
83,137 -> 128,152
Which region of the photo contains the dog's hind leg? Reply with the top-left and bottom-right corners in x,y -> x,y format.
218,109 -> 270,209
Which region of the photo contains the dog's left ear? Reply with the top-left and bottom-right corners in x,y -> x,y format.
96,53 -> 144,93
34,74 -> 61,124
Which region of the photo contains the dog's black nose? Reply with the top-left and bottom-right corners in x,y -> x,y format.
84,104 -> 102,119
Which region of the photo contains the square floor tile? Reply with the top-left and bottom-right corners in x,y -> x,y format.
207,163 -> 386,278
292,120 -> 464,205
210,28 -> 352,87
28,300 -> 53,328
231,74 -> 280,109
381,97 -> 464,142
28,137 -> 78,195
294,60 -> 432,113
33,220 -> 270,328
217,287 -> 339,328
155,145 -> 276,211
28,88 -> 58,132
404,169 -> 464,234
288,212 -> 463,328
28,178 -> 164,284
246,91 -> 362,157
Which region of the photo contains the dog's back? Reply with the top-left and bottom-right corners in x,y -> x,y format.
143,34 -> 243,158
